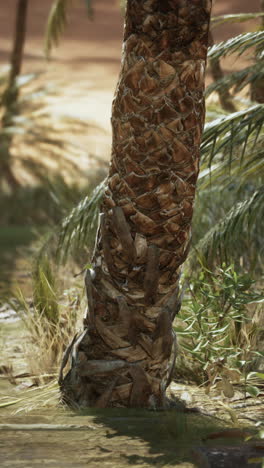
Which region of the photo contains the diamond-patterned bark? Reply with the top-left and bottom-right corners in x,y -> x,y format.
60,0 -> 212,408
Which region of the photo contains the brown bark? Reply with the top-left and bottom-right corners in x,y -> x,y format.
259,0 -> 264,28
61,0 -> 212,409
1,0 -> 28,117
208,32 -> 236,113
250,0 -> 264,103
1,0 -> 28,189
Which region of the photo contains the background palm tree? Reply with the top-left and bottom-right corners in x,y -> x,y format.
1,0 -> 29,188
208,31 -> 236,113
250,0 -> 264,103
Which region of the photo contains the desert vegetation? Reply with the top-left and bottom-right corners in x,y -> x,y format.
0,1 -> 263,467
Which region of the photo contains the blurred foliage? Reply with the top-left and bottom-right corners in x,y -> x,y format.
205,64 -> 264,99
191,188 -> 264,272
208,31 -> 264,61
0,68 -> 79,189
11,262 -> 82,380
45,0 -> 93,57
211,12 -> 264,28
45,0 -> 71,58
32,256 -> 59,323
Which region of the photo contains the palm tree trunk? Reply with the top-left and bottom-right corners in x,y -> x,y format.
61,0 -> 212,409
2,0 -> 28,121
1,0 -> 28,189
208,32 -> 236,112
250,0 -> 264,103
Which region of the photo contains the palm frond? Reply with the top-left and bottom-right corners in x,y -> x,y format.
45,0 -> 71,58
192,188 -> 264,266
201,104 -> 264,166
15,73 -> 42,88
0,125 -> 27,136
198,140 -> 264,190
241,145 -> 264,179
211,13 -> 264,28
208,31 -> 264,61
57,178 -> 106,263
205,62 -> 264,98
45,0 -> 94,57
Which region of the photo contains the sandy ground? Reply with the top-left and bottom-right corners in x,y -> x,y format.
0,0 -> 262,171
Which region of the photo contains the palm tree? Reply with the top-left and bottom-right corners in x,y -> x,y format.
1,0 -> 28,119
208,31 -> 236,112
251,0 -> 264,103
1,0 -> 29,188
59,0 -> 212,408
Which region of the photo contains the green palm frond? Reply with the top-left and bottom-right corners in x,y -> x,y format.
208,31 -> 264,61
45,0 -> 94,57
211,13 -> 264,28
192,188 -> 264,266
45,0 -> 71,58
57,178 -> 106,263
241,145 -> 264,180
199,141 -> 264,190
201,104 -> 264,166
205,62 -> 264,98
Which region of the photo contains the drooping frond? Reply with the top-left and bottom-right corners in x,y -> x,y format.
211,13 -> 264,28
198,140 -> 264,189
241,144 -> 264,180
45,0 -> 71,58
56,178 -> 106,263
192,188 -> 264,266
45,0 -> 94,57
205,62 -> 264,98
201,104 -> 264,166
208,31 -> 264,61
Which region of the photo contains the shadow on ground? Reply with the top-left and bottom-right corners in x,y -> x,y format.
69,406 -> 233,467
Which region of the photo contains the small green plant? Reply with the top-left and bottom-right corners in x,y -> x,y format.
12,259 -> 82,381
174,264 -> 264,396
32,256 -> 59,324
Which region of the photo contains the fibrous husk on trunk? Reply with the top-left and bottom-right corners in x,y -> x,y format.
60,0 -> 212,409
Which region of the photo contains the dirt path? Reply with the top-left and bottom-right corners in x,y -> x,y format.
0,313 -> 262,468
0,382 -> 263,467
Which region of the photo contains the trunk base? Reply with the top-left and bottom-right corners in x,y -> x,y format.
59,326 -> 176,409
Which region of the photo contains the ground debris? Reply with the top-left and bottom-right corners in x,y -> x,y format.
193,443 -> 264,468
170,382 -> 264,426
0,423 -> 97,431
